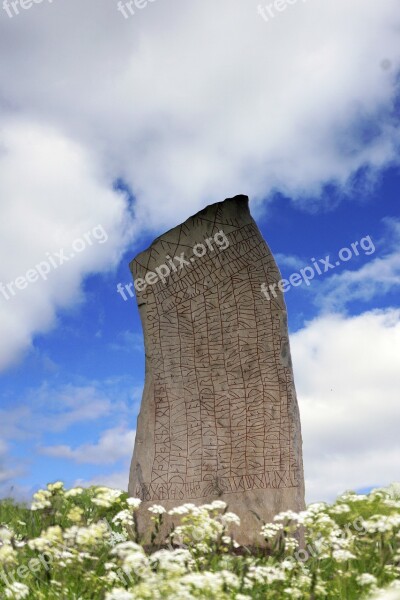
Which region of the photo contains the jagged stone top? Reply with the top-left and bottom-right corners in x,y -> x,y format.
130,194 -> 251,278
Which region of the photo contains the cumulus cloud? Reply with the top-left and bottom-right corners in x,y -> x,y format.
274,218 -> 400,312
0,0 -> 399,370
1,0 -> 399,229
0,120 -> 132,371
40,427 -> 135,465
314,219 -> 400,311
291,309 -> 400,502
0,381 -> 136,498
0,382 -> 135,446
316,251 -> 400,312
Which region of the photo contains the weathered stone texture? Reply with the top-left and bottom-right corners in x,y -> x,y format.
128,195 -> 305,544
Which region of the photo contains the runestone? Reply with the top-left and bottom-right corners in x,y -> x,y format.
128,195 -> 305,544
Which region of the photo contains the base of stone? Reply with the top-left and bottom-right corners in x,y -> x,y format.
134,486 -> 305,547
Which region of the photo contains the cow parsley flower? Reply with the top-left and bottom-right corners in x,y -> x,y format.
0,544 -> 17,567
67,506 -> 84,523
220,512 -> 240,526
168,503 -> 197,516
274,510 -> 301,523
31,489 -> 52,510
65,487 -> 84,497
260,522 -> 284,538
332,549 -> 356,562
109,531 -> 129,547
4,582 -> 30,599
105,589 -> 135,600
92,488 -> 124,508
126,497 -> 141,509
47,481 -> 65,493
209,500 -> 227,511
112,509 -> 135,527
150,548 -> 193,574
148,505 -> 166,515
330,503 -> 351,514
357,573 -> 378,587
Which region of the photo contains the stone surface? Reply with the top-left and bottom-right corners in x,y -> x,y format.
128,195 -> 305,545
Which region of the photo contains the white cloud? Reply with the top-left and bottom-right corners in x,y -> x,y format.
0,0 -> 399,371
291,308 -> 400,502
40,427 -> 135,465
316,251 -> 400,311
314,218 -> 400,311
275,253 -> 306,271
0,120 -> 132,371
0,0 -> 399,229
0,381 -> 137,498
0,382 -> 132,444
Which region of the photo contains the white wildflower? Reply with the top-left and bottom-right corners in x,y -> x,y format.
384,483 -> 400,500
220,512 -> 241,526
65,487 -> 84,497
284,537 -> 299,552
284,587 -> 303,598
150,548 -> 193,574
112,509 -> 135,527
246,565 -> 286,585
109,531 -> 129,547
47,481 -> 64,493
274,510 -> 301,522
67,506 -> 84,523
4,582 -> 30,599
0,545 -> 17,567
105,589 -> 135,600
339,493 -> 368,503
28,525 -> 63,552
260,522 -> 283,538
126,497 -> 141,509
148,504 -> 166,515
0,527 -> 13,544
209,500 -> 227,510
281,558 -> 296,571
332,549 -> 356,562
111,541 -> 144,559
31,489 -> 52,510
168,503 -> 197,516
92,488 -> 123,508
357,573 -> 378,587
330,503 -> 351,514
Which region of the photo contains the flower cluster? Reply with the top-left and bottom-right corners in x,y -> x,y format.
0,482 -> 399,598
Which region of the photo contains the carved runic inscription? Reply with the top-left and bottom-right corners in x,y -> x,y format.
128,195 -> 304,508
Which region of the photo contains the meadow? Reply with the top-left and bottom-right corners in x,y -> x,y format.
0,482 -> 399,599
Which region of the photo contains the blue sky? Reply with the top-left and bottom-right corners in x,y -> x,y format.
0,0 -> 399,503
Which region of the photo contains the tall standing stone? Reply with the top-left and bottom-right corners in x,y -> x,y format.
128,195 -> 305,545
